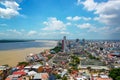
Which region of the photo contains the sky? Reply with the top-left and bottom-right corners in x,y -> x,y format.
0,0 -> 120,40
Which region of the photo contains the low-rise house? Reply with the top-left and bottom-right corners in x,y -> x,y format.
92,74 -> 112,80
33,73 -> 49,80
95,77 -> 112,80
24,65 -> 32,71
76,76 -> 89,80
12,70 -> 27,76
0,65 -> 10,71
0,70 -> 3,80
26,53 -> 45,62
32,64 -> 43,73
0,66 -> 10,80
27,70 -> 37,76
6,70 -> 30,80
61,69 -> 67,77
5,75 -> 23,80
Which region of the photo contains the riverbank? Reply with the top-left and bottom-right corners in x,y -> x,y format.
0,47 -> 51,66
0,40 -> 58,67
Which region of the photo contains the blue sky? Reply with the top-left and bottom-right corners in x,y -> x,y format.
0,0 -> 120,40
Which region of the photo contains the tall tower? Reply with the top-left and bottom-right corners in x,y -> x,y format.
62,36 -> 66,52
82,38 -> 85,46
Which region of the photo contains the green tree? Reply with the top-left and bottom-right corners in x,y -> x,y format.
71,55 -> 80,64
17,62 -> 29,66
87,67 -> 92,73
109,68 -> 120,80
62,76 -> 67,80
2,64 -> 9,67
116,76 -> 120,80
68,69 -> 72,73
51,46 -> 62,53
55,74 -> 61,79
100,69 -> 106,73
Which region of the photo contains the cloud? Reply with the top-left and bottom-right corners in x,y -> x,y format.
38,32 -> 64,39
28,30 -> 37,36
76,0 -> 82,6
76,23 -> 111,34
88,26 -> 108,33
0,33 -> 7,36
60,31 -> 70,35
82,17 -> 91,21
0,0 -> 21,19
81,0 -> 97,11
76,23 -> 91,29
66,16 -> 91,21
94,1 -> 120,26
77,0 -> 120,39
66,16 -> 81,21
66,16 -> 72,20
0,23 -> 8,27
66,22 -> 71,26
7,29 -> 22,35
1,29 -> 38,39
42,17 -> 67,31
77,0 -> 120,26
88,25 -> 120,36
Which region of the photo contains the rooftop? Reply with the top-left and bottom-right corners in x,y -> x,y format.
32,64 -> 43,69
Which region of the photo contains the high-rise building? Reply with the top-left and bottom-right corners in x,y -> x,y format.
82,38 -> 85,46
62,36 -> 67,52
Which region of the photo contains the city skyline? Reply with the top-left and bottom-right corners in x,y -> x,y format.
0,0 -> 120,40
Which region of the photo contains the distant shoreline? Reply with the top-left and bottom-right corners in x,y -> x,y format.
0,40 -> 58,51
0,46 -> 54,51
0,40 -> 35,43
0,39 -> 59,43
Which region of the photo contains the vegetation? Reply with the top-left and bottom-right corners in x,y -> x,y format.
109,68 -> 120,80
50,41 -> 62,53
87,67 -> 91,71
55,74 -> 67,80
100,69 -> 106,73
71,66 -> 78,71
54,74 -> 61,79
62,76 -> 67,80
88,54 -> 96,59
51,46 -> 62,53
2,64 -> 9,67
71,55 -> 80,64
86,52 -> 100,60
39,61 -> 43,65
47,54 -> 53,60
69,55 -> 80,71
116,76 -> 120,80
68,69 -> 72,73
17,61 -> 29,66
